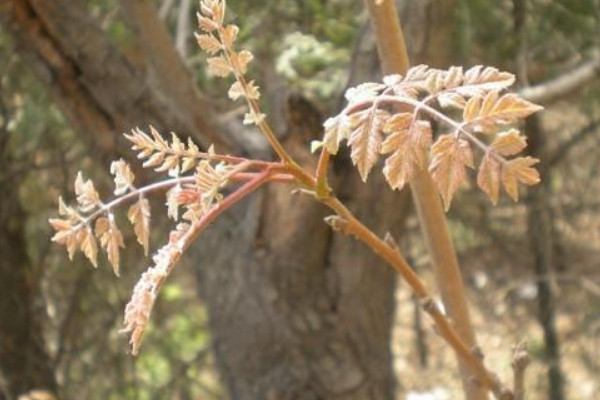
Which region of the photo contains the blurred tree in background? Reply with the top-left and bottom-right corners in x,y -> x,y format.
0,1 -> 598,400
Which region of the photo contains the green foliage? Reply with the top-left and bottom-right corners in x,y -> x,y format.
276,32 -> 349,98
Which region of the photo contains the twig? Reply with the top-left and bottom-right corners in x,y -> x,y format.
175,0 -> 193,58
546,118 -> 600,170
519,52 -> 600,104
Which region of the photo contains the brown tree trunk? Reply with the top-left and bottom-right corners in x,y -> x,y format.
525,116 -> 566,400
193,142 -> 409,400
0,0 -> 233,155
0,181 -> 58,399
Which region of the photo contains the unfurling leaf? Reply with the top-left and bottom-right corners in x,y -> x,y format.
142,152 -> 165,169
81,227 -> 98,268
230,50 -> 253,74
49,217 -> 79,260
477,154 -> 501,205
501,156 -> 540,201
322,116 -> 350,154
97,215 -> 125,276
348,109 -> 389,181
228,81 -> 244,100
110,159 -> 135,195
207,56 -> 231,77
75,172 -> 101,213
310,140 -> 323,153
195,33 -> 221,54
166,186 -> 182,221
244,80 -> 260,100
491,129 -> 527,156
121,267 -> 159,356
430,134 -> 474,210
243,112 -> 265,125
128,197 -> 151,255
228,80 -> 260,101
196,13 -> 218,32
221,25 -> 239,48
150,125 -> 169,150
195,160 -> 229,210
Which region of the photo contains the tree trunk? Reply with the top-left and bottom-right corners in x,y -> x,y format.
0,0 -> 234,155
193,141 -> 409,400
0,181 -> 58,400
525,116 -> 566,400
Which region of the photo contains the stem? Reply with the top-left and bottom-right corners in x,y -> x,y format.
74,163 -> 287,231
178,167 -> 275,252
363,1 -> 491,399
153,168 -> 275,303
321,196 -> 509,399
217,27 -> 296,166
76,176 -> 195,229
315,149 -> 331,198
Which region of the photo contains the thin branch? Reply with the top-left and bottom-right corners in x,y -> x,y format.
71,164 -> 283,231
159,0 -> 176,20
175,0 -> 193,58
314,149 -> 331,198
546,118 -> 600,170
519,52 -> 600,104
216,27 -> 296,165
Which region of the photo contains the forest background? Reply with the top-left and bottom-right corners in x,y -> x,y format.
0,0 -> 599,400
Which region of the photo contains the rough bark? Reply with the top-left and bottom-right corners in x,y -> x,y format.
0,0 -> 232,155
193,144 -> 407,400
0,181 -> 58,399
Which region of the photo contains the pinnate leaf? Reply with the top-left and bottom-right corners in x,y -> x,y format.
430,134 -> 474,210
501,156 -> 540,201
81,227 -> 98,268
458,66 -> 515,96
465,93 -> 542,126
128,197 -> 151,255
221,25 -> 239,48
111,159 -> 135,195
382,118 -> 432,190
230,50 -> 253,74
322,116 -> 350,154
348,109 -> 388,181
491,129 -> 527,156
75,172 -> 100,213
196,14 -> 218,32
195,33 -> 221,54
96,215 -> 125,276
477,154 -> 501,205
207,56 -> 231,77
228,81 -> 244,100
